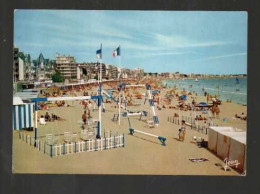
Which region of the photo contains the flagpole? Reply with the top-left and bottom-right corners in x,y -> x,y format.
97,44 -> 102,139
118,45 -> 121,125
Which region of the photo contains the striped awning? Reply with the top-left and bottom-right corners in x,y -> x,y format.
13,103 -> 34,130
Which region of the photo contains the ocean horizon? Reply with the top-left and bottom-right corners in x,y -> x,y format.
163,77 -> 247,105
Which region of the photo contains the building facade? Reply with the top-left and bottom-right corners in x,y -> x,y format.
108,65 -> 118,79
55,53 -> 77,80
18,57 -> 24,81
13,47 -> 19,82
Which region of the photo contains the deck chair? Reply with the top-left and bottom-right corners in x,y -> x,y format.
87,131 -> 95,139
147,118 -> 155,128
71,133 -> 78,142
64,132 -> 72,143
87,119 -> 93,125
80,130 -> 88,140
45,134 -> 58,145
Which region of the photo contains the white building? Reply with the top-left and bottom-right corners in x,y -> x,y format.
56,53 -> 77,80
18,57 -> 24,81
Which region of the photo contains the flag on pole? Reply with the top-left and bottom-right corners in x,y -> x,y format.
113,46 -> 120,57
96,44 -> 102,59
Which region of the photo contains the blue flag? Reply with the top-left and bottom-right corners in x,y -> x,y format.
96,44 -> 102,59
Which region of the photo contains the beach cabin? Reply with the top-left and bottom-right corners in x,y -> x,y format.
13,97 -> 34,130
208,126 -> 246,172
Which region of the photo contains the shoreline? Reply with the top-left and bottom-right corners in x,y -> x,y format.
161,78 -> 247,106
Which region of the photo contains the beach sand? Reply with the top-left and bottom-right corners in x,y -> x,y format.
12,85 -> 246,175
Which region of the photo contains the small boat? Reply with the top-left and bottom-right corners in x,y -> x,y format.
195,78 -> 199,82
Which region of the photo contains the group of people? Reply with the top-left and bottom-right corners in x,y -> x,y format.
195,115 -> 207,121
81,101 -> 92,125
39,112 -> 63,125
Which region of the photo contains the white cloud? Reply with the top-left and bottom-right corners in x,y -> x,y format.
153,32 -> 228,49
189,52 -> 247,62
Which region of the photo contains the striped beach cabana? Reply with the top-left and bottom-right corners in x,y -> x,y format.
13,97 -> 34,130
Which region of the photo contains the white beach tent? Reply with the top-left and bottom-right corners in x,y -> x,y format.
208,126 -> 246,172
208,127 -> 234,152
216,131 -> 246,160
13,97 -> 34,130
229,134 -> 246,172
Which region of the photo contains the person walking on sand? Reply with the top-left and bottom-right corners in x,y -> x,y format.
206,94 -> 210,104
82,111 -> 87,125
215,104 -> 220,119
178,120 -> 186,142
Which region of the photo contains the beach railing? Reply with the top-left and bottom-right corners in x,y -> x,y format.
18,131 -> 125,158
167,116 -> 180,125
167,116 -> 217,135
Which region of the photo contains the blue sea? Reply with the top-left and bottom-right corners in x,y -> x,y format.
163,78 -> 247,105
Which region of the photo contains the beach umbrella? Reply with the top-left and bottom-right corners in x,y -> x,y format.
199,102 -> 208,106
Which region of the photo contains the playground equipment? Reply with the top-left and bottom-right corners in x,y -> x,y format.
105,83 -> 159,127
143,84 -> 159,126
129,128 -> 166,146
127,117 -> 166,146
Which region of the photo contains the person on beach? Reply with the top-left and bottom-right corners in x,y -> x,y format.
235,113 -> 247,120
84,101 -> 88,110
82,111 -> 87,125
240,113 -> 246,119
45,112 -> 51,121
215,105 -> 220,118
191,99 -> 196,111
206,94 -> 210,104
178,120 -> 186,142
39,115 -> 46,125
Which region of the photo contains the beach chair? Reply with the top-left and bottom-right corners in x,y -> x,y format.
147,118 -> 155,128
71,133 -> 78,142
87,119 -> 93,125
64,132 -> 72,143
80,130 -> 88,140
112,114 -> 119,121
87,131 -> 95,139
45,134 -> 58,145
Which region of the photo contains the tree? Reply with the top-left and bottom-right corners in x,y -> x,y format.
51,70 -> 64,82
94,75 -> 98,80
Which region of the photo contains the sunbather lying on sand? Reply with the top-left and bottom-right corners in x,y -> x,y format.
235,113 -> 247,120
51,114 -> 65,121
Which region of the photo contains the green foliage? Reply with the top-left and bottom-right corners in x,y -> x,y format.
51,71 -> 64,82
94,75 -> 98,80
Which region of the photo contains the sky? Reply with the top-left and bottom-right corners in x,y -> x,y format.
14,10 -> 247,74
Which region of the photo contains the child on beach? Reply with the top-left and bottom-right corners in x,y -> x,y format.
178,120 -> 186,142
82,111 -> 87,125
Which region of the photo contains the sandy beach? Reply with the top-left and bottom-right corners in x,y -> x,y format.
12,81 -> 247,175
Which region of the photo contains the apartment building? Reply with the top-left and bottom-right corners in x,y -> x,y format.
55,53 -> 77,80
